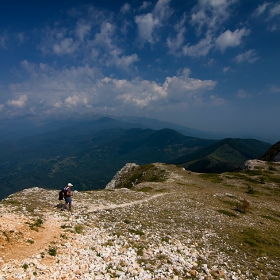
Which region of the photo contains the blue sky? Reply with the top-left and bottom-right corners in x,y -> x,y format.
0,0 -> 280,141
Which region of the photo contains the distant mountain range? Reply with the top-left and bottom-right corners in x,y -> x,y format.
0,115 -> 272,200
0,113 -> 215,142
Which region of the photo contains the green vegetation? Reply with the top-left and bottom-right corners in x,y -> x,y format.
48,246 -> 57,256
235,199 -> 250,214
198,173 -> 223,183
74,225 -> 84,234
137,187 -> 153,192
217,209 -> 237,217
128,228 -> 144,236
26,217 -> 43,231
239,228 -> 280,257
2,231 -> 10,242
116,164 -> 167,189
246,185 -> 257,195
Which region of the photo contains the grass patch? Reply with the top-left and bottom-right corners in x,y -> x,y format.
74,225 -> 84,234
235,199 -> 250,214
240,228 -> 280,257
219,198 -> 237,207
246,185 -> 258,195
217,209 -> 237,217
116,164 -> 167,189
198,173 -> 223,184
128,228 -> 144,236
48,246 -> 57,256
2,231 -> 10,242
26,217 -> 43,231
61,224 -> 72,229
2,199 -> 21,206
137,187 -> 153,192
260,215 -> 280,223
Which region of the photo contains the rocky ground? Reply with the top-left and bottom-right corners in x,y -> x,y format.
0,162 -> 280,280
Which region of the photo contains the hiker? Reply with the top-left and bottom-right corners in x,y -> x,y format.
63,183 -> 73,211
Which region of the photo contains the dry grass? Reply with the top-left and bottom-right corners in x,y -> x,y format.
1,162 -> 280,279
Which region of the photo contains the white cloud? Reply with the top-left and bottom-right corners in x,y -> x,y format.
215,28 -> 250,52
135,13 -> 155,44
269,2 -> 280,18
253,2 -> 271,17
7,95 -> 28,108
53,38 -> 79,55
209,95 -> 226,106
4,62 -> 217,116
106,52 -> 139,70
65,95 -> 91,108
138,1 -> 152,11
120,3 -> 131,14
75,20 -> 91,41
235,49 -> 260,63
191,0 -> 237,34
223,67 -> 230,73
0,104 -> 4,111
183,34 -> 213,57
167,14 -> 187,55
135,0 -> 172,45
237,89 -> 251,99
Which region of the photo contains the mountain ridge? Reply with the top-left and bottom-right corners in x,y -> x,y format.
1,161 -> 280,279
0,126 -> 271,200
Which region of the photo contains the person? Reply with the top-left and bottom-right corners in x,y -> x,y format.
63,183 -> 73,211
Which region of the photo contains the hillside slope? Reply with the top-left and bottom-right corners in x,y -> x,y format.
1,162 -> 280,279
170,138 -> 271,173
259,141 -> 280,162
0,128 -> 214,200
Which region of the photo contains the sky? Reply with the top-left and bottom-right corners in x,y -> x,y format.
0,0 -> 280,142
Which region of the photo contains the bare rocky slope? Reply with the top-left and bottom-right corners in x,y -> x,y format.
1,161 -> 280,280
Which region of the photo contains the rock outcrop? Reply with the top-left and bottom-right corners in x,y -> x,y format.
105,163 -> 139,189
1,162 -> 280,279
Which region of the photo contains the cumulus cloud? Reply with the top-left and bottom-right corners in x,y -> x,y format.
235,49 -> 260,63
183,34 -> 213,57
191,0 -> 237,34
215,28 -> 250,52
135,0 -> 172,45
3,62 -> 217,116
75,20 -> 91,41
167,14 -> 187,55
138,1 -> 152,11
223,67 -> 230,73
120,3 -> 131,14
53,37 -> 79,55
7,95 -> 28,108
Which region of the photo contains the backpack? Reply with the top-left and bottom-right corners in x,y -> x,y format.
58,190 -> 64,200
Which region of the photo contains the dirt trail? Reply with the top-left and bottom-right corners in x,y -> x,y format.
0,214 -> 62,262
0,193 -> 167,262
86,193 -> 167,212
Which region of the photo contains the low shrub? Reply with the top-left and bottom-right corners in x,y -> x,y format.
236,199 -> 250,214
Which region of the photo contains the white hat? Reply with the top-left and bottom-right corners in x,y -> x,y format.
68,183 -> 73,187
